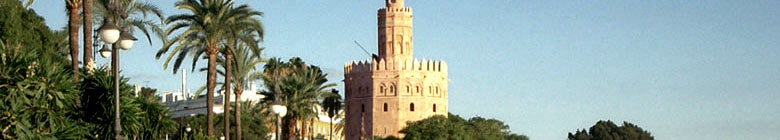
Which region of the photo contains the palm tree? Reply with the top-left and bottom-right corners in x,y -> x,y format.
228,43 -> 264,140
261,57 -> 337,140
191,44 -> 265,140
92,0 -> 165,47
216,5 -> 263,139
157,0 -> 256,135
222,13 -> 264,138
322,90 -> 343,140
65,0 -> 82,82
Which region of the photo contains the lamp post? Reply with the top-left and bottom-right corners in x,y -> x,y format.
270,100 -> 287,140
97,19 -> 136,140
269,70 -> 287,140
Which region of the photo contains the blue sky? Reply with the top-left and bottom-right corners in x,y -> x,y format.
30,0 -> 780,139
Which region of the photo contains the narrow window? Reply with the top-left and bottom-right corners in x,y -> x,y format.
383,103 -> 388,112
410,103 -> 415,112
361,104 -> 365,112
406,86 -> 410,93
433,104 -> 437,112
380,86 -> 385,94
389,85 -> 395,93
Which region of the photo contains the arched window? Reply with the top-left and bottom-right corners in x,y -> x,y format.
406,86 -> 411,93
410,103 -> 415,112
389,85 -> 395,94
361,104 -> 365,112
433,104 -> 437,112
380,85 -> 385,94
415,86 -> 420,94
436,87 -> 439,94
383,103 -> 388,112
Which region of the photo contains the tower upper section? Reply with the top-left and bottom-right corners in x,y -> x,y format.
386,0 -> 404,7
378,0 -> 413,62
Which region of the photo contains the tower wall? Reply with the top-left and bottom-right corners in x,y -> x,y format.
345,58 -> 449,139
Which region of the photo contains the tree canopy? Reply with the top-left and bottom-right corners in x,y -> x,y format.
567,120 -> 654,140
383,113 -> 529,140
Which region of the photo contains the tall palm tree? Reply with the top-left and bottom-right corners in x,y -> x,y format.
215,6 -> 264,138
322,90 -> 343,140
192,44 -> 265,140
65,0 -> 82,82
223,13 -> 264,139
157,0 -> 255,135
261,57 -> 337,140
228,43 -> 264,140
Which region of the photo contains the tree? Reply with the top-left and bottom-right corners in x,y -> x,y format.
65,0 -> 82,81
260,57 -> 337,140
322,89 -> 343,140
222,10 -> 265,138
226,43 -> 265,140
567,120 -> 654,140
1,1 -> 89,138
0,40 -> 90,140
92,0 -> 165,47
79,68 -> 144,139
185,101 -> 271,140
136,91 -> 177,139
396,113 -> 529,140
158,0 -> 228,135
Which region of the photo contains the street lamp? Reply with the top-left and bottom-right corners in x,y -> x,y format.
97,20 -> 135,140
99,45 -> 111,58
118,31 -> 137,50
97,21 -> 120,44
270,100 -> 287,140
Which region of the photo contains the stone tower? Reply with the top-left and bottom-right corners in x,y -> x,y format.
344,0 -> 449,139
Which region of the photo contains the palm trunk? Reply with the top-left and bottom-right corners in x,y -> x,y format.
234,87 -> 243,140
223,52 -> 232,140
82,0 -> 93,69
300,119 -> 306,140
283,116 -> 296,140
329,117 -> 333,140
310,118 -> 315,140
206,46 -> 218,136
67,5 -> 80,81
66,3 -> 81,105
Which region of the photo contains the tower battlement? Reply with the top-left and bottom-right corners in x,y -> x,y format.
378,7 -> 413,13
344,57 -> 447,75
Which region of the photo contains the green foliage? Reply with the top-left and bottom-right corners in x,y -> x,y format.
136,92 -> 177,139
79,68 -> 144,139
184,101 -> 271,139
0,0 -> 64,51
92,0 -> 166,45
0,40 -> 89,139
567,120 -> 654,140
259,57 -> 337,139
79,68 -> 176,139
395,113 -> 529,140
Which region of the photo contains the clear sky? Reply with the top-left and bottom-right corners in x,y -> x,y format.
30,0 -> 780,139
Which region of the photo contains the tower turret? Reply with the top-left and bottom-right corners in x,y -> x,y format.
386,0 -> 404,7
378,0 -> 413,62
